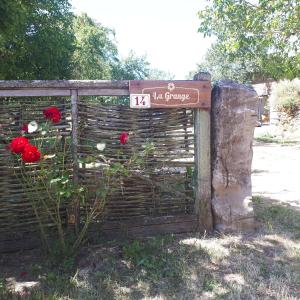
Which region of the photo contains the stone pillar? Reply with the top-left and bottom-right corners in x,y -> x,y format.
211,80 -> 258,231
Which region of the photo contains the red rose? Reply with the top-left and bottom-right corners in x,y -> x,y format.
43,107 -> 61,123
9,137 -> 29,154
20,271 -> 28,278
119,132 -> 129,145
21,123 -> 28,133
22,144 -> 41,163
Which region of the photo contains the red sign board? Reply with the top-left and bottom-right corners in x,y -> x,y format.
129,80 -> 211,109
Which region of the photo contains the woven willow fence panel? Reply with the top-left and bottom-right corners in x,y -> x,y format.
0,97 -> 195,247
77,101 -> 195,222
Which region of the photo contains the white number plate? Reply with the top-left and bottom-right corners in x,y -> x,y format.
130,94 -> 151,109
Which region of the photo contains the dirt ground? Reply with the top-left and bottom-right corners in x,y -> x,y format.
252,141 -> 300,210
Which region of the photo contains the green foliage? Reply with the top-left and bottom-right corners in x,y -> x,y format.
253,196 -> 300,235
123,240 -> 145,266
122,236 -> 187,281
147,68 -> 174,80
71,14 -> 172,81
0,0 -> 23,32
112,51 -> 174,80
0,2 -> 172,82
198,0 -> 300,81
202,274 -> 219,292
111,51 -> 150,80
0,278 -> 5,298
271,79 -> 300,117
193,43 -> 262,82
0,0 -> 75,80
72,13 -> 118,80
46,239 -> 76,270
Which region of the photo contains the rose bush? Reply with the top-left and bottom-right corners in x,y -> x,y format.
9,105 -> 152,257
9,106 -> 62,163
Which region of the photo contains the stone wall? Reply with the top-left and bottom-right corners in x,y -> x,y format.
211,80 -> 258,231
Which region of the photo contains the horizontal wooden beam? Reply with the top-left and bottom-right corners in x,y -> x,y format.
0,88 -> 130,97
78,88 -> 129,96
0,214 -> 197,252
91,214 -> 198,238
0,80 -> 129,89
0,89 -> 71,97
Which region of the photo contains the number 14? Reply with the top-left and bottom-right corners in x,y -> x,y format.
130,94 -> 151,108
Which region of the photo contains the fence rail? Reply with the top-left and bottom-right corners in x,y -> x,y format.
0,80 -> 129,97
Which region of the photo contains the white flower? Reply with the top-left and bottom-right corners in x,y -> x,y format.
28,121 -> 38,133
44,154 -> 56,159
96,143 -> 106,151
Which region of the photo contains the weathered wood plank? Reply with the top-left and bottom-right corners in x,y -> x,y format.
0,215 -> 197,252
104,215 -> 197,227
0,89 -> 71,97
194,73 -> 213,233
0,80 -> 129,89
68,89 -> 80,229
194,109 -> 201,215
0,237 -> 41,253
0,88 -> 130,97
91,214 -> 197,237
198,109 -> 213,231
78,88 -> 129,96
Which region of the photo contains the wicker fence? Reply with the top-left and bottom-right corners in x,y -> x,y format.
0,80 -> 212,252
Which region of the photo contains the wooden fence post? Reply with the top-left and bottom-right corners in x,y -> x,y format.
194,73 -> 213,233
68,89 -> 80,232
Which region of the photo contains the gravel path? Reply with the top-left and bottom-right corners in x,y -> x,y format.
252,141 -> 300,209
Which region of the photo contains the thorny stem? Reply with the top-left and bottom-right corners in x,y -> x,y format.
15,163 -> 50,250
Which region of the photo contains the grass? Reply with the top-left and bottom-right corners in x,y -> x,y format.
255,135 -> 300,144
1,197 -> 300,299
253,196 -> 300,235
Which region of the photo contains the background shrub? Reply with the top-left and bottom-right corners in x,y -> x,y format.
271,79 -> 300,118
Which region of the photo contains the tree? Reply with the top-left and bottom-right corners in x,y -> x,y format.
72,13 -> 118,80
72,16 -> 169,81
0,0 -> 75,80
111,51 -> 150,80
198,0 -> 300,81
147,68 -> 174,80
71,13 -> 173,81
192,43 -> 263,82
112,51 -> 174,80
0,4 -> 171,81
0,0 -> 25,33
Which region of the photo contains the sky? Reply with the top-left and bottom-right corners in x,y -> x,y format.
71,0 -> 213,79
